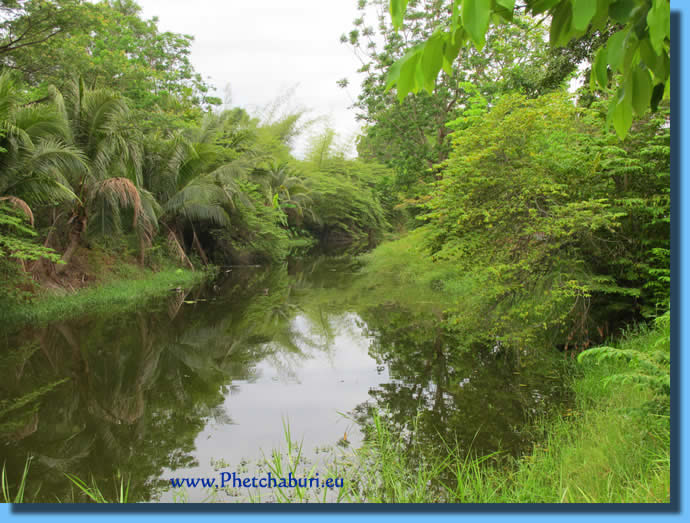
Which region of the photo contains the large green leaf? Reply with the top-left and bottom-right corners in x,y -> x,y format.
397,52 -> 421,101
638,38 -> 661,79
529,0 -> 561,15
549,1 -> 574,46
451,0 -> 461,33
591,46 -> 609,89
493,0 -> 516,20
386,58 -> 403,91
647,0 -> 670,55
386,44 -> 422,92
572,0 -> 598,31
606,29 -> 627,72
608,0 -> 637,23
421,32 -> 445,92
631,66 -> 652,116
462,0 -> 491,49
650,82 -> 665,112
389,0 -> 409,31
443,28 -> 464,75
610,86 -> 632,139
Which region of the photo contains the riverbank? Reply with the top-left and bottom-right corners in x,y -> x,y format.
339,313 -> 670,503
337,232 -> 671,502
0,249 -> 210,330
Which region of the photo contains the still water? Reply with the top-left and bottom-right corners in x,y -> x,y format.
0,255 -> 569,502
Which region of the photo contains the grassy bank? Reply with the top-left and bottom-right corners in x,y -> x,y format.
338,313 -> 671,503
1,263 -> 210,329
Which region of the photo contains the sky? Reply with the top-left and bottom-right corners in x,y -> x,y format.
134,0 -> 367,157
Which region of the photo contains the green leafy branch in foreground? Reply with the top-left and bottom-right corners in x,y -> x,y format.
387,0 -> 670,138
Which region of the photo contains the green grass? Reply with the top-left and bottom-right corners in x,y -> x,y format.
498,315 -> 670,503
335,314 -> 670,503
1,266 -> 211,329
2,457 -> 31,503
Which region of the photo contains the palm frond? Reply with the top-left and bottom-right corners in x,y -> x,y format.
0,196 -> 34,225
92,177 -> 144,228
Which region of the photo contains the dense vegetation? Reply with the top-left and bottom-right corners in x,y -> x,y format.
0,0 -> 670,504
0,0 -> 391,310
338,0 -> 670,344
334,0 -> 670,503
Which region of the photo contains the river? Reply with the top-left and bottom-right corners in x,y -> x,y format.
0,254 -> 570,502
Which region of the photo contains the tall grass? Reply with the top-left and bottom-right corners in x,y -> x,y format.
2,457 -> 31,503
334,313 -> 671,503
65,471 -> 130,503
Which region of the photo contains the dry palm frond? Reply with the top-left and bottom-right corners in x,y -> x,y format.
0,196 -> 34,225
167,288 -> 188,319
93,177 -> 143,227
136,188 -> 160,245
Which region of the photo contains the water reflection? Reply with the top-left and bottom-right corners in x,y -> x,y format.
0,255 -> 569,502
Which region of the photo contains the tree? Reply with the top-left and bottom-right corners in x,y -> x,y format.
0,0 -> 80,58
386,0 -> 670,138
341,0 -> 587,198
3,0 -> 218,129
422,90 -> 668,346
55,79 -> 155,271
0,72 -> 83,210
250,161 -> 313,227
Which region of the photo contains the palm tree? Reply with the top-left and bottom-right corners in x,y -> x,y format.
250,161 -> 313,226
0,72 -> 84,224
54,79 -> 157,271
147,112 -> 253,265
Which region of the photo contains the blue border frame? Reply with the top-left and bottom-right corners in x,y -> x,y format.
1,1 -> 685,521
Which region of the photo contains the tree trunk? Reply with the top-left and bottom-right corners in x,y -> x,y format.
192,229 -> 209,266
56,213 -> 87,274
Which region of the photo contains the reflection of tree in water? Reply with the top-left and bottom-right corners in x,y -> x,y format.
352,303 -> 571,480
0,254 -> 571,502
0,263 -> 328,502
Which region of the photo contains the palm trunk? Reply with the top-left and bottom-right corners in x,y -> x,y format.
56,212 -> 87,274
192,228 -> 209,265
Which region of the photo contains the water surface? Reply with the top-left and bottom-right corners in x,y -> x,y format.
0,255 -> 569,502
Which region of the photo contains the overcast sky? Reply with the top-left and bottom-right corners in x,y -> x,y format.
135,0 -> 366,157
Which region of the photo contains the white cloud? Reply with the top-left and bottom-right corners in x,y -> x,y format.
135,0 -> 366,157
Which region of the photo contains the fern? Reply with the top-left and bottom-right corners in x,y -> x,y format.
577,312 -> 670,396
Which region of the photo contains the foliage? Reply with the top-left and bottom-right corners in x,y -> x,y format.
211,180 -> 292,264
0,71 -> 84,207
300,156 -> 389,246
386,0 -> 670,138
577,311 -> 670,399
4,0 -> 217,129
0,0 -> 80,58
0,203 -> 61,263
416,91 -> 668,347
591,100 -> 670,316
342,1 -> 584,198
0,203 -> 61,304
